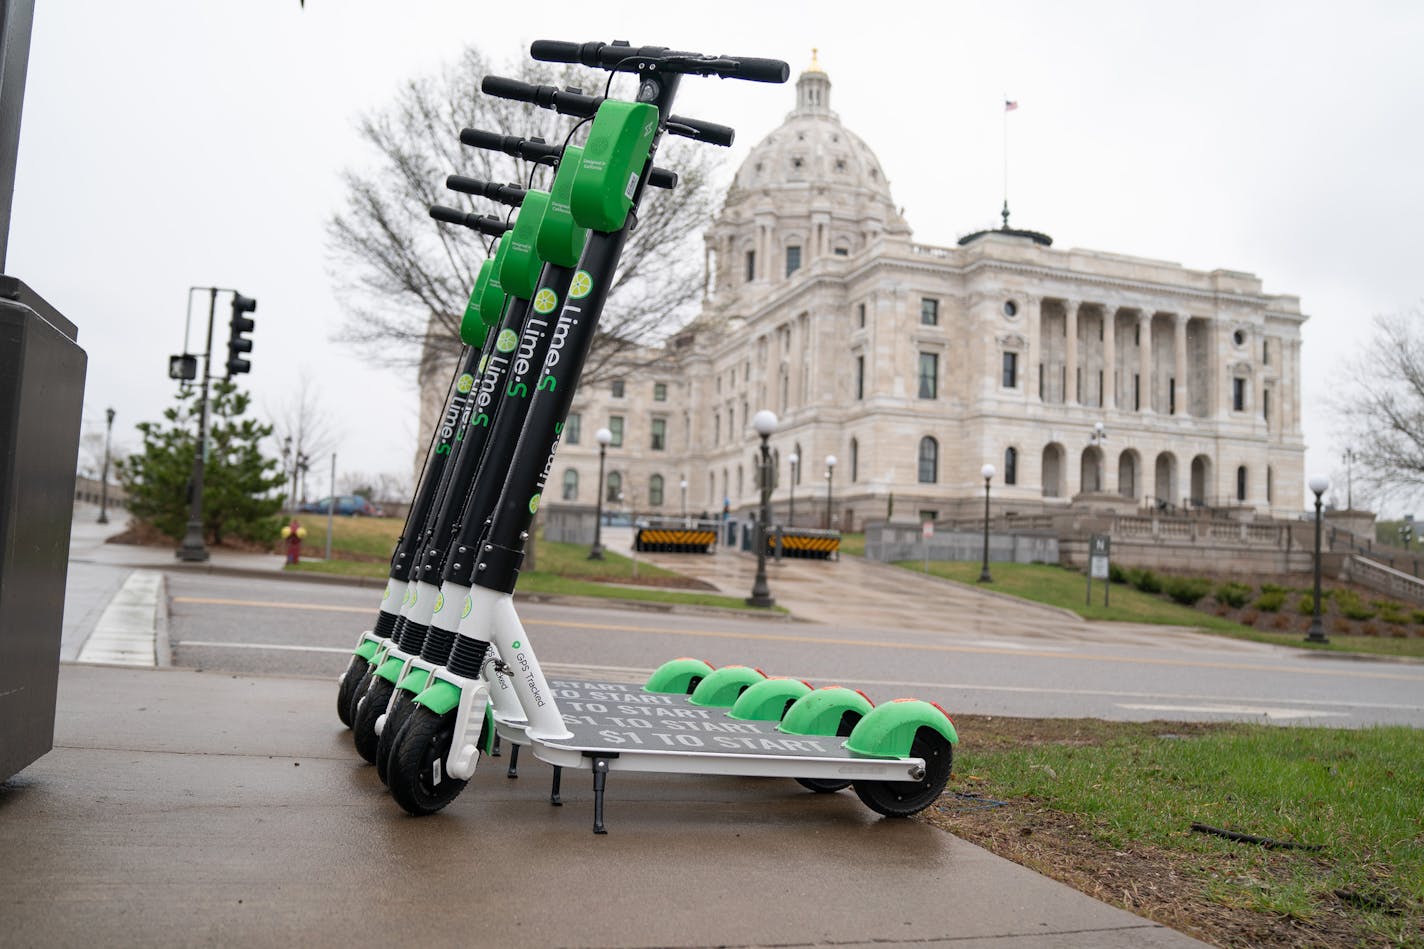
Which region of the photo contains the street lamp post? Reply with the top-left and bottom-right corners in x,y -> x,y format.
978,463 -> 995,583
97,407 -> 116,524
680,477 -> 688,519
1342,448 -> 1354,509
787,452 -> 798,528
177,289 -> 220,562
1088,421 -> 1107,493
589,427 -> 613,560
747,410 -> 777,608
824,454 -> 837,530
1306,474 -> 1330,644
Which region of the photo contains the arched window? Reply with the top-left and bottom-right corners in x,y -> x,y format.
649,474 -> 664,507
1004,447 -> 1018,486
605,471 -> 622,504
562,468 -> 578,501
1236,465 -> 1248,502
849,438 -> 859,482
917,436 -> 938,484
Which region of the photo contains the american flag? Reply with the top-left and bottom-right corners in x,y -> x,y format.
1004,100 -> 1019,112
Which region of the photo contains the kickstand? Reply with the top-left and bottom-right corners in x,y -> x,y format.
491,732 -> 502,758
506,743 -> 519,779
550,765 -> 563,806
591,757 -> 610,834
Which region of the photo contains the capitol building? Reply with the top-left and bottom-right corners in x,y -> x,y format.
433,58 -> 1308,531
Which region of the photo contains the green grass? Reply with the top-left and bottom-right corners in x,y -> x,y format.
290,514 -> 402,560
957,723 -> 1424,942
900,561 -> 1424,657
838,531 -> 865,557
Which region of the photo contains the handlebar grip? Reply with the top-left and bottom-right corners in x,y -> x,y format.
667,114 -> 735,147
481,75 -> 540,103
445,175 -> 526,207
429,206 -> 512,237
459,127 -> 561,165
648,167 -> 678,190
459,127 -> 510,151
727,57 -> 790,84
529,39 -> 586,63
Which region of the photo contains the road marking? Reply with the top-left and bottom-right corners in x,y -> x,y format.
1117,703 -> 1348,720
180,640 -> 351,654
78,569 -> 160,666
168,595 -> 1424,682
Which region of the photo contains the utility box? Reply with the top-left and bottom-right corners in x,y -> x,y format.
0,277 -> 86,781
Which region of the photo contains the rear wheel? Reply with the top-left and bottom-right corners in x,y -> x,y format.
853,731 -> 953,818
336,654 -> 368,728
352,676 -> 394,764
795,778 -> 851,793
388,707 -> 468,816
376,689 -> 416,786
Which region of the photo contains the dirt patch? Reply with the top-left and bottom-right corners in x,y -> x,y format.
106,521 -> 276,554
923,715 -> 1412,948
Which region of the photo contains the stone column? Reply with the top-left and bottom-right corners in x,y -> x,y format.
1102,305 -> 1117,410
1137,309 -> 1153,413
1173,313 -> 1189,416
1026,295 -> 1043,403
1064,300 -> 1079,406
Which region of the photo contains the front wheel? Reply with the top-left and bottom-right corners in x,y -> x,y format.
352,676 -> 394,764
795,778 -> 852,793
376,689 -> 416,786
336,654 -> 368,728
388,707 -> 468,816
853,731 -> 953,818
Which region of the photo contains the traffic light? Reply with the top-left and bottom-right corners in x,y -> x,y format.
226,292 -> 257,376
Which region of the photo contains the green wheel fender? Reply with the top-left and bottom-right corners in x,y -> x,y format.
397,666 -> 431,695
727,677 -> 812,721
778,686 -> 875,737
354,640 -> 379,662
375,655 -> 405,684
688,665 -> 766,707
481,704 -> 495,756
413,679 -> 462,716
844,699 -> 959,759
645,657 -> 715,695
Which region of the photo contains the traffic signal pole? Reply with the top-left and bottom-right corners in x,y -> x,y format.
176,288 -> 218,562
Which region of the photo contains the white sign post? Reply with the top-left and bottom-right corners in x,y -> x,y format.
922,519 -> 934,574
1087,534 -> 1111,607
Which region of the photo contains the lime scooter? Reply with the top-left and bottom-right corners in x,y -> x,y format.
382,41 -> 959,834
336,214 -> 511,729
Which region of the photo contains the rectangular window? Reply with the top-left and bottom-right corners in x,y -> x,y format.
857,302 -> 866,328
855,355 -> 865,400
1169,378 -> 1176,415
1002,352 -> 1018,388
608,415 -> 624,447
1233,377 -> 1247,412
565,412 -> 581,445
785,245 -> 801,276
918,352 -> 938,399
650,418 -> 666,451
1262,340 -> 1270,365
1263,388 -> 1271,426
920,297 -> 939,326
611,379 -> 625,398
745,250 -> 755,282
653,382 -> 667,402
833,247 -> 849,257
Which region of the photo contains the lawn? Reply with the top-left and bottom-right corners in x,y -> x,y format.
931,716 -> 1424,948
898,561 -> 1424,658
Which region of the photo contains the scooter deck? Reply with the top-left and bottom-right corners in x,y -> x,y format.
523,677 -> 923,782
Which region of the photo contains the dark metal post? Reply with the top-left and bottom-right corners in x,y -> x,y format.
589,428 -> 611,560
824,455 -> 836,530
176,289 -> 218,562
978,463 -> 994,583
1305,476 -> 1329,644
97,407 -> 114,524
747,423 -> 775,608
787,453 -> 797,528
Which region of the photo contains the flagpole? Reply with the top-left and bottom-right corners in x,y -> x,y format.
1002,95 -> 1008,228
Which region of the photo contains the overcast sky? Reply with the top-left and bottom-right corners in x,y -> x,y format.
11,1 -> 1423,510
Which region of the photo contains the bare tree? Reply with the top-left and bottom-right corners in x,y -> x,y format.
338,469 -> 411,506
1332,305 -> 1424,506
327,46 -> 722,384
268,375 -> 340,506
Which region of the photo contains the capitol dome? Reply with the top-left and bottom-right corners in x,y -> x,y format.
704,54 -> 909,301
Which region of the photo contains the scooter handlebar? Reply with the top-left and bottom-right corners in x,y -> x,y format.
530,40 -> 788,84
429,206 -> 512,238
666,116 -> 735,147
445,175 -> 526,207
458,128 -> 562,164
481,75 -> 601,118
648,167 -> 677,190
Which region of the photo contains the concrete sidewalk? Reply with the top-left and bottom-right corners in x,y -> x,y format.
0,662 -> 1209,949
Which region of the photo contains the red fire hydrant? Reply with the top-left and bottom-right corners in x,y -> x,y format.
280,519 -> 307,565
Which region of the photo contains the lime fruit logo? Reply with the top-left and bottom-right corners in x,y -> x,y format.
478,354 -> 489,374
461,595 -> 472,619
533,288 -> 558,314
495,329 -> 518,353
569,270 -> 593,299
382,585 -> 390,601
528,493 -> 541,514
511,641 -> 521,650
434,593 -> 445,613
455,373 -> 475,394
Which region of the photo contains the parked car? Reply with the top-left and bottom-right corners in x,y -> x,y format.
298,494 -> 384,517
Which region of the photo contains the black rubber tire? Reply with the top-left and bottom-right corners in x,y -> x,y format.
376,688 -> 417,786
336,654 -> 368,729
853,730 -> 954,818
388,706 -> 468,816
796,778 -> 852,793
346,664 -> 378,730
352,675 -> 395,764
